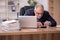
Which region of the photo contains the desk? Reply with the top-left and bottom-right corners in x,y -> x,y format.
0,27 -> 60,35
0,27 -> 60,40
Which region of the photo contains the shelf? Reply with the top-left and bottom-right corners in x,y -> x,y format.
0,3 -> 6,5
0,13 -> 7,18
0,6 -> 6,7
0,0 -> 20,19
0,7 -> 7,12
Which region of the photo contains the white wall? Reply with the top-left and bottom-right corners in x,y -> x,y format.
19,0 -> 48,11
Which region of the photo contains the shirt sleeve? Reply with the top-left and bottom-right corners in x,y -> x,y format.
46,11 -> 57,27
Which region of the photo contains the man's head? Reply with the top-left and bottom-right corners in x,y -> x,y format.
34,4 -> 44,18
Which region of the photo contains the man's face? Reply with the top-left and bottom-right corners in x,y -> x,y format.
35,7 -> 44,18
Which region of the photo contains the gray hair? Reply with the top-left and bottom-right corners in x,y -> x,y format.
34,4 -> 44,10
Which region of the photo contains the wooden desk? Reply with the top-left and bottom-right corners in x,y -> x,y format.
0,27 -> 60,35
0,27 -> 60,40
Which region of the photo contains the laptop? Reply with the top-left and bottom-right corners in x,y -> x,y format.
19,16 -> 37,29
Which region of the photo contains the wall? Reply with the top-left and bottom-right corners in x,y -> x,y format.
53,0 -> 60,24
19,0 -> 48,11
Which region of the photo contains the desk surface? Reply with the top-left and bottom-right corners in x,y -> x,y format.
0,27 -> 60,35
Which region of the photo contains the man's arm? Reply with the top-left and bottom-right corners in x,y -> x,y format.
46,11 -> 57,27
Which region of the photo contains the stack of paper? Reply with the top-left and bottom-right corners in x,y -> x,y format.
1,20 -> 20,31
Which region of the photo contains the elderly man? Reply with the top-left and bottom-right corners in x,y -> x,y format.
24,4 -> 57,27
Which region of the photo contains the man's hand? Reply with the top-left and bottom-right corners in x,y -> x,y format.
37,22 -> 43,28
44,21 -> 51,26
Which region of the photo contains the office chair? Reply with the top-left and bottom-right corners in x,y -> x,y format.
20,6 -> 34,16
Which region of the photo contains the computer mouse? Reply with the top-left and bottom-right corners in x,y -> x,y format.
41,26 -> 47,28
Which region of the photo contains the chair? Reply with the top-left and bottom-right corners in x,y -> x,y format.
20,6 -> 34,16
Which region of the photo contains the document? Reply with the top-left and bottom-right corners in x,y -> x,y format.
1,20 -> 20,31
